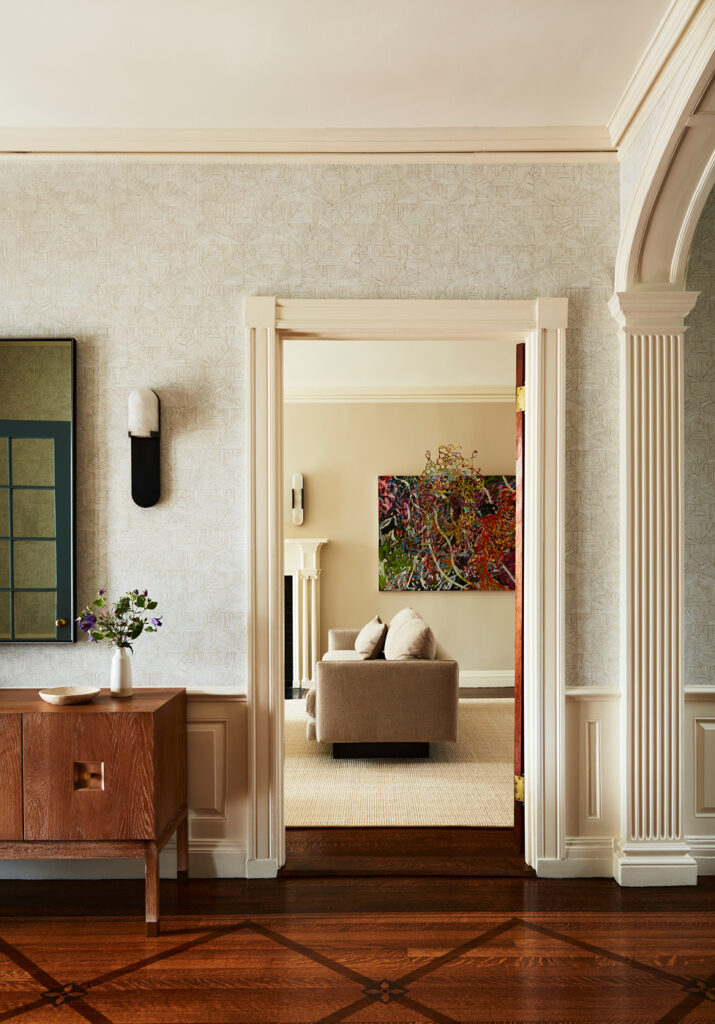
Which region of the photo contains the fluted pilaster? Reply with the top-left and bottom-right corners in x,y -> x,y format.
610,291 -> 699,885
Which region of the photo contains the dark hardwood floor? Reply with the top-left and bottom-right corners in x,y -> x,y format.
0,877 -> 712,1023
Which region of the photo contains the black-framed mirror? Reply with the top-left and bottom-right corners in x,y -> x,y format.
0,338 -> 75,643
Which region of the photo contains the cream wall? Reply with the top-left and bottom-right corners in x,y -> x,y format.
284,400 -> 516,672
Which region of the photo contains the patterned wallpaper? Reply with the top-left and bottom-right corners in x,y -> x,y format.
685,185 -> 715,686
0,161 -> 620,689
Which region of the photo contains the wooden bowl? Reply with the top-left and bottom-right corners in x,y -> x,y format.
38,686 -> 101,706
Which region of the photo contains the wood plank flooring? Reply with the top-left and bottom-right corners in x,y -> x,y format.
0,878 -> 712,1023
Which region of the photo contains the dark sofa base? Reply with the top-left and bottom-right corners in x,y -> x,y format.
332,742 -> 430,759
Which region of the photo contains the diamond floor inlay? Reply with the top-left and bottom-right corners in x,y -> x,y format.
0,903 -> 711,1023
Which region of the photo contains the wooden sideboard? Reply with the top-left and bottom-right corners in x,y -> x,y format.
0,687 -> 187,936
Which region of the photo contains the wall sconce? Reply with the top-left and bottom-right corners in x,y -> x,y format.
291,473 -> 304,525
128,388 -> 160,508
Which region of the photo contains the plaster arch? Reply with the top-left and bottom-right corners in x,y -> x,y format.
616,53 -> 715,292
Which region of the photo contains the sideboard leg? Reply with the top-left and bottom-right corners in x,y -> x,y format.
145,841 -> 160,937
176,811 -> 189,883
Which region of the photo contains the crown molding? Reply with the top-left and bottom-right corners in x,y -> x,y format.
0,125 -> 615,160
284,384 -> 515,404
608,0 -> 712,149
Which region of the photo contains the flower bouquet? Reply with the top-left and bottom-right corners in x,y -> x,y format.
76,589 -> 163,696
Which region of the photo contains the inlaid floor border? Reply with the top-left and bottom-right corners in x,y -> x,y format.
0,912 -> 711,1024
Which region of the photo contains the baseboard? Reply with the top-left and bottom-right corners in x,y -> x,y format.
0,840 -> 248,880
245,857 -> 279,879
184,840 -> 247,878
613,841 -> 698,886
536,836 -> 614,878
459,670 -> 514,688
686,836 -> 715,876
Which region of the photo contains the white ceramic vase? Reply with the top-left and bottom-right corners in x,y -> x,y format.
110,647 -> 133,697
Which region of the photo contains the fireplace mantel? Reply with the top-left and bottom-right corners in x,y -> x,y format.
284,538 -> 328,574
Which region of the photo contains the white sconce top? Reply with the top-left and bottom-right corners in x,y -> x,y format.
128,388 -> 160,438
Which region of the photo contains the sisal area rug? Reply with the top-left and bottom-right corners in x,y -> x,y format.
284,697 -> 514,827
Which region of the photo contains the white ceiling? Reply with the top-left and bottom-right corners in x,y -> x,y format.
1,0 -> 670,130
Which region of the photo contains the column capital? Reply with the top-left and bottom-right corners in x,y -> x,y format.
609,290 -> 699,333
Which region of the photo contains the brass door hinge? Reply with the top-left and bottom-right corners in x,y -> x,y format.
516,385 -> 525,412
514,774 -> 525,804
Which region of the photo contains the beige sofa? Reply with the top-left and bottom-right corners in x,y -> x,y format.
305,627 -> 459,757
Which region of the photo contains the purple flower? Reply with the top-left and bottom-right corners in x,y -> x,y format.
151,617 -> 162,627
142,589 -> 148,597
79,612 -> 97,633
98,589 -> 105,595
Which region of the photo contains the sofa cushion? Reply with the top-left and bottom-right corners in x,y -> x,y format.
385,614 -> 436,661
322,650 -> 368,662
355,615 -> 388,659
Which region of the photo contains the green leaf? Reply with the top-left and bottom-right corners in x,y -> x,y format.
130,621 -> 143,639
147,601 -> 157,610
90,631 -> 104,641
136,595 -> 146,608
145,626 -> 154,632
92,598 -> 105,607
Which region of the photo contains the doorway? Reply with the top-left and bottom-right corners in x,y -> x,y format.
244,297 -> 567,878
280,336 -> 522,871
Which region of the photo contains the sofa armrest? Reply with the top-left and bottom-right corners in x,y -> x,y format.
315,658 -> 459,743
328,628 -> 360,651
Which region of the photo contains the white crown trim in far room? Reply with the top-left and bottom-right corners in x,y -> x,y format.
284,385 -> 515,404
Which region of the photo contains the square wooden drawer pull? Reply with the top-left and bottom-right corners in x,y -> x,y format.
73,762 -> 104,791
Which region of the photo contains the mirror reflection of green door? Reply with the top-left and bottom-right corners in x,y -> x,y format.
0,423 -> 72,641
0,337 -> 75,643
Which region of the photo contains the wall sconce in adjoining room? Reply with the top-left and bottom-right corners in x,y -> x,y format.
128,388 -> 160,507
291,473 -> 304,525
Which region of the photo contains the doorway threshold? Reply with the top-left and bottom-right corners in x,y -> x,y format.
281,827 -> 534,877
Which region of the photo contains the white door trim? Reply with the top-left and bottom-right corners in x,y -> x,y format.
244,296 -> 568,876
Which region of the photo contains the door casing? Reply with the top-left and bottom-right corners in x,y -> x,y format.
244,296 -> 567,877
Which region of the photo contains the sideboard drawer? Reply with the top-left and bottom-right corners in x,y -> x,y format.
0,714 -> 22,840
23,712 -> 155,840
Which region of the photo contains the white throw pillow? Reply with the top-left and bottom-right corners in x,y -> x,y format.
354,615 -> 388,659
384,611 -> 436,661
388,607 -> 422,632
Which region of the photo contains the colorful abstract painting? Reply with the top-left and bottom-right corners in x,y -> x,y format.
378,445 -> 516,591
